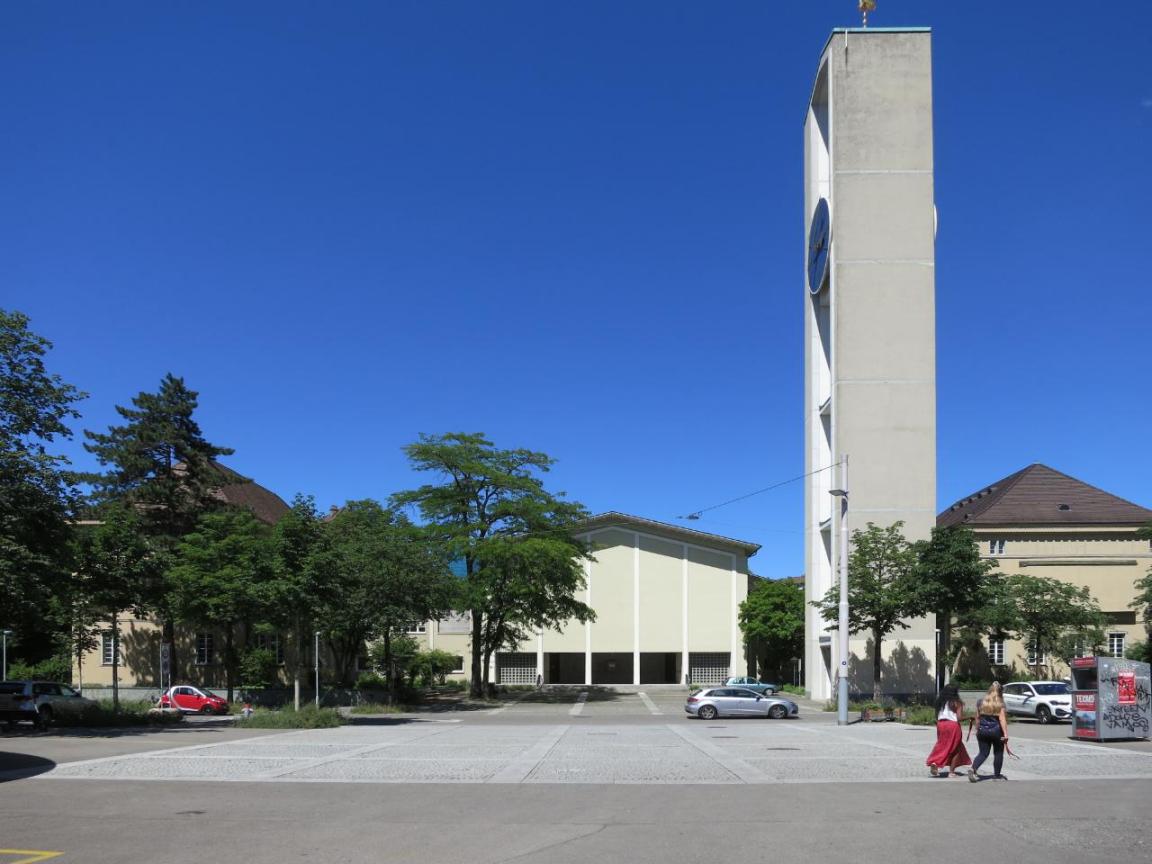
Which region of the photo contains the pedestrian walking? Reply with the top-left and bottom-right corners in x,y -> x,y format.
968,682 -> 1009,782
925,684 -> 971,777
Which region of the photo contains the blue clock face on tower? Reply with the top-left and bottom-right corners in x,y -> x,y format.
807,197 -> 830,295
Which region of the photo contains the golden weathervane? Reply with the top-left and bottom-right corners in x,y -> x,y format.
859,0 -> 876,27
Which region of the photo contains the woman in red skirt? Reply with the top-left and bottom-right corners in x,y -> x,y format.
925,684 -> 971,777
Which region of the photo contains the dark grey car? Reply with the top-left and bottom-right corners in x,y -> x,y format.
685,687 -> 799,720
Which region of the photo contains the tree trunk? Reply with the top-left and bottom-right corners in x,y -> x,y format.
937,606 -> 951,693
111,615 -> 120,712
872,629 -> 883,703
482,647 -> 493,699
469,610 -> 484,699
224,627 -> 235,703
383,630 -> 395,705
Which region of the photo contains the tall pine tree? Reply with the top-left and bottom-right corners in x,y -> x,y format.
83,374 -> 235,678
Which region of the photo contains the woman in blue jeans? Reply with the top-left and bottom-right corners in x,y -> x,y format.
969,682 -> 1010,781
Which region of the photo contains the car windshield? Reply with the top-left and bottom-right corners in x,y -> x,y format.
199,690 -> 221,699
1032,684 -> 1068,695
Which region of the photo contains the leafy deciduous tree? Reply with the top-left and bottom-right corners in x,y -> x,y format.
739,577 -> 804,683
168,509 -> 277,701
0,309 -> 85,654
393,433 -> 594,698
913,525 -> 1000,688
814,521 -> 920,701
74,505 -> 162,709
313,500 -> 455,700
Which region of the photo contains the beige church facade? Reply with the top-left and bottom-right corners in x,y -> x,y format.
414,512 -> 758,687
941,464 -> 1150,681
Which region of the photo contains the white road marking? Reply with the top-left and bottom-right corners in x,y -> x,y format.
638,692 -> 663,715
488,725 -> 569,783
666,723 -> 768,784
569,692 -> 589,716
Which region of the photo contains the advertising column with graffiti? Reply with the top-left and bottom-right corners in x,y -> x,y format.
1070,657 -> 1150,741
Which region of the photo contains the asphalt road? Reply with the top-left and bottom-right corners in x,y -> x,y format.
2,690 -> 1148,864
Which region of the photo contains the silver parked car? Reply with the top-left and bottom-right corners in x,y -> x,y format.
0,681 -> 98,729
723,675 -> 779,695
685,686 -> 798,720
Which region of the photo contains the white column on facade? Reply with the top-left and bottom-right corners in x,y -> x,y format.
730,555 -> 742,678
633,533 -> 641,686
681,544 -> 689,687
584,546 -> 593,686
428,619 -> 435,650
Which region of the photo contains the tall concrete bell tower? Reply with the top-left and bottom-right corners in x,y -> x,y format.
803,29 -> 937,701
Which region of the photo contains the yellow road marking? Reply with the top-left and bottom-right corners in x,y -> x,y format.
0,851 -> 64,864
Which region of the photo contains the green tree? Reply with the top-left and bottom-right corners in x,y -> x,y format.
913,525 -> 1000,688
168,509 -> 277,701
738,577 -> 804,682
84,373 -> 234,543
270,495 -> 332,709
813,521 -> 920,701
74,505 -> 162,709
0,310 -> 86,655
313,500 -> 455,700
1005,574 -> 1105,678
84,373 -> 235,676
393,433 -> 594,698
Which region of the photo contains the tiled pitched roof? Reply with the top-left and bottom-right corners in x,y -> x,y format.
937,464 -> 1152,528
210,463 -> 291,525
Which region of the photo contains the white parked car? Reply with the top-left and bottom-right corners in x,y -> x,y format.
1002,681 -> 1072,724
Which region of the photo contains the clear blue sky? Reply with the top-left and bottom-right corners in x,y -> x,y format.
3,2 -> 1150,577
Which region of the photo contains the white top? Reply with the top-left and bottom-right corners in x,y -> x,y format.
938,704 -> 958,722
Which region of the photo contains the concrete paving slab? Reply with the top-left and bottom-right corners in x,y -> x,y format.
26,717 -> 1152,787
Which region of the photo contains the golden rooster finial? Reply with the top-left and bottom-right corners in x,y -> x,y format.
859,0 -> 876,27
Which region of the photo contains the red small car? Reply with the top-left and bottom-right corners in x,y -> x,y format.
158,685 -> 229,715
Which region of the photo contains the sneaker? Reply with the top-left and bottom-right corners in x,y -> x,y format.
968,770 -> 980,782
992,774 -> 1007,780
929,764 -> 938,777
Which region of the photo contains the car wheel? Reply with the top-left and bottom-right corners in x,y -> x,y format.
199,705 -> 214,715
768,704 -> 788,720
36,707 -> 53,730
698,705 -> 718,720
1035,705 -> 1052,725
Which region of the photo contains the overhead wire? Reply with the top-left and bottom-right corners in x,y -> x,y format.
677,462 -> 840,521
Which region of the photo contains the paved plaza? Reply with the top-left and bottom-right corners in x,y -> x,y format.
4,691 -> 1152,864
23,690 -> 1152,786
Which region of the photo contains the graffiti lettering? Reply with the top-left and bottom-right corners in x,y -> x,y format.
1100,704 -> 1150,737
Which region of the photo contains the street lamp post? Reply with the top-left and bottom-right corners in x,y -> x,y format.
830,457 -> 849,726
1,630 -> 11,682
314,631 -> 321,708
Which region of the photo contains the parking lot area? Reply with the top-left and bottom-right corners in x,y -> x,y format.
9,689 -> 1150,786
4,689 -> 1151,864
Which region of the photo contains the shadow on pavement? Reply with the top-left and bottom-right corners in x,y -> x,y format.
513,686 -> 621,704
0,751 -> 56,782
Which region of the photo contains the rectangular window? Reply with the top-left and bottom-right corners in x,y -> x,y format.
254,633 -> 284,664
438,612 -> 471,635
450,655 -> 465,674
1027,642 -> 1046,666
101,632 -> 120,666
988,638 -> 1004,666
195,633 -> 215,666
988,539 -> 1005,555
1108,633 -> 1126,658
406,622 -> 427,634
